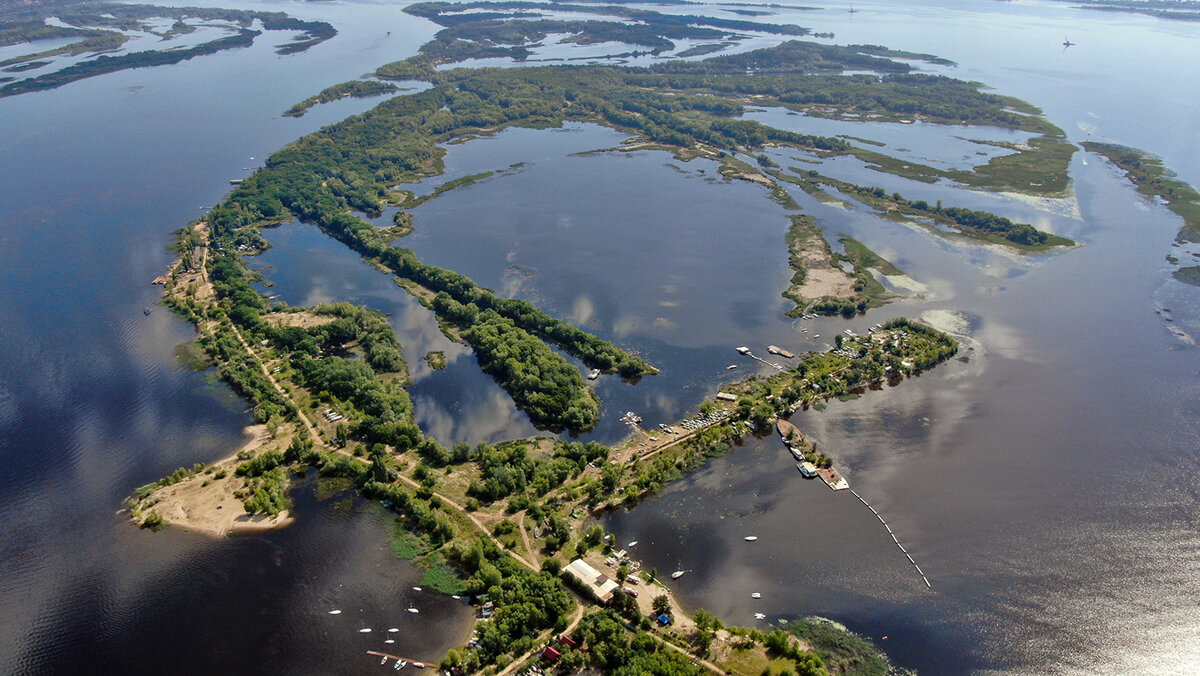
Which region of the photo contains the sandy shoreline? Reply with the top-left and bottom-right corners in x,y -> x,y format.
138,424 -> 295,537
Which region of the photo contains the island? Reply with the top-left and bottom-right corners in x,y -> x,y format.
126,1 -> 1086,672
0,2 -> 336,98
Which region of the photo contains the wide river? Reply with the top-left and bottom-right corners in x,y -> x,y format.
1,0 -> 1197,674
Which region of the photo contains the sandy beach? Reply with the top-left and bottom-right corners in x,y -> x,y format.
138,425 -> 295,537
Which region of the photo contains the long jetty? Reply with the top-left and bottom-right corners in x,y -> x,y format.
745,350 -> 784,371
850,489 -> 932,590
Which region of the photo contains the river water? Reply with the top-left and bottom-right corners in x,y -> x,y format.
1,0 -> 1198,674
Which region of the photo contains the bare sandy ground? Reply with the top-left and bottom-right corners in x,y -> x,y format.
788,223 -> 857,302
263,311 -> 334,330
142,425 -> 294,537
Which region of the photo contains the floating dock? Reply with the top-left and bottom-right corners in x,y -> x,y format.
767,345 -> 795,359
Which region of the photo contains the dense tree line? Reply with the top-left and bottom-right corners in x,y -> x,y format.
284,80 -> 400,117
553,610 -> 706,674
457,307 -> 601,433
465,439 -> 606,502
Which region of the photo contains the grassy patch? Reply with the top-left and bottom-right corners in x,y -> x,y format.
839,236 -> 902,276
948,133 -> 1076,197
850,131 -> 1076,197
419,553 -> 467,595
783,618 -> 890,676
315,476 -> 354,500
425,350 -> 447,369
719,646 -> 796,675
390,519 -> 427,560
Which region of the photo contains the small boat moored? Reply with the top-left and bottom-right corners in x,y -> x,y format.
797,461 -> 819,478
744,536 -> 758,542
670,570 -> 686,579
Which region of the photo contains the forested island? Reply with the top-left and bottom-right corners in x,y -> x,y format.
127,2 -> 1087,672
0,2 -> 335,98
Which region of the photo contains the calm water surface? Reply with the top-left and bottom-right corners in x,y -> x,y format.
2,0 -> 1199,674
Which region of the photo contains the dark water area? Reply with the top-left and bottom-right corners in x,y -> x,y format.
0,4 -> 467,672
2,0 -> 1200,674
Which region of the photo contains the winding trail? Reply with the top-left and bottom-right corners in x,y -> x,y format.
517,511 -> 537,565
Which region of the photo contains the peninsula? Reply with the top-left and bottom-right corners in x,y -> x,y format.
134,215 -> 956,674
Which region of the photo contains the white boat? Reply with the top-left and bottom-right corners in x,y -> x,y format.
328,609 -> 342,615
358,628 -> 372,633
587,368 -> 601,380
671,570 -> 686,579
627,541 -> 638,548
754,613 -> 767,620
395,660 -> 405,670
381,656 -> 388,665
797,461 -> 819,478
736,346 -> 751,355
727,364 -> 738,369
385,639 -> 395,644
744,536 -> 758,542
751,592 -> 762,599
413,586 -> 422,591
407,607 -> 419,613
388,627 -> 399,633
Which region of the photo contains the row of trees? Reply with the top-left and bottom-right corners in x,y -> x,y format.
798,169 -> 1059,247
